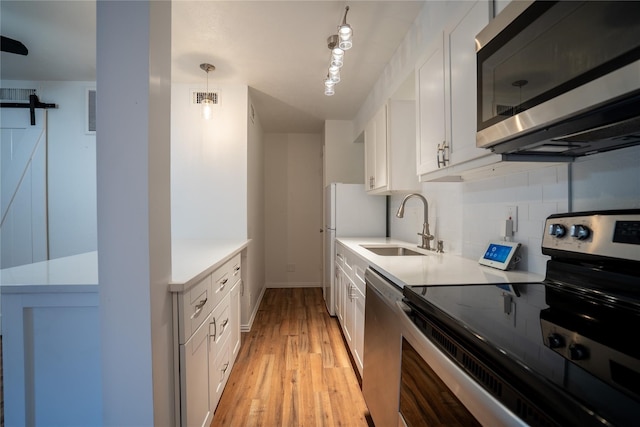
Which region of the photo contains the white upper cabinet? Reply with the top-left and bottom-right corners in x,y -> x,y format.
416,32 -> 446,176
365,105 -> 388,192
448,0 -> 493,165
365,100 -> 420,194
416,0 -> 497,181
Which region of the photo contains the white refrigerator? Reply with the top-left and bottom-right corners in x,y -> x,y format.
324,183 -> 386,315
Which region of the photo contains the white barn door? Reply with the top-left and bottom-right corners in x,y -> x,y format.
0,108 -> 49,269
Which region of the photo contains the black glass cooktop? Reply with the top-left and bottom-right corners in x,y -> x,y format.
403,281 -> 640,427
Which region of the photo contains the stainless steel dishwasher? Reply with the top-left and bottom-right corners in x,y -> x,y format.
362,267 -> 404,427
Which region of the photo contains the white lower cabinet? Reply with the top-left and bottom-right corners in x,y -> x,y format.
335,242 -> 369,376
230,279 -> 242,359
352,265 -> 366,373
181,316 -> 213,427
210,333 -> 232,412
174,253 -> 242,426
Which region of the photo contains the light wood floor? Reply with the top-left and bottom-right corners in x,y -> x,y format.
211,288 -> 373,427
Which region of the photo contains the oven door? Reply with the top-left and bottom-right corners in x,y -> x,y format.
397,301 -> 528,427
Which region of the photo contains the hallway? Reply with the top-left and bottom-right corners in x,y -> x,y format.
211,288 -> 371,426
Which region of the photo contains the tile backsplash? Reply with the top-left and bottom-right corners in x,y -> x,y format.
389,145 -> 640,276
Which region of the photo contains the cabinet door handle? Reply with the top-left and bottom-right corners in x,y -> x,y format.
210,318 -> 217,340
437,141 -> 449,168
219,278 -> 228,291
191,298 -> 208,319
221,318 -> 229,332
221,362 -> 230,378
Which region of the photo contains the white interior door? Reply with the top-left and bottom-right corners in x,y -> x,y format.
0,108 -> 49,269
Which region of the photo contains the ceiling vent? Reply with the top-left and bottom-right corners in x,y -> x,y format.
0,88 -> 36,102
191,90 -> 219,106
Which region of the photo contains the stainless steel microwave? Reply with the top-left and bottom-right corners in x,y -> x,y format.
476,1 -> 640,158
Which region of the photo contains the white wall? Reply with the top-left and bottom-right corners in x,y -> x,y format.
265,133 -> 323,287
389,181 -> 463,252
97,1 -> 173,425
245,93 -> 266,327
323,120 -> 364,186
1,80 -> 97,260
459,164 -> 569,275
171,82 -> 248,240
571,145 -> 640,211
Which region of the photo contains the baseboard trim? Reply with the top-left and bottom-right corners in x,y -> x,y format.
240,285 -> 266,332
265,282 -> 321,288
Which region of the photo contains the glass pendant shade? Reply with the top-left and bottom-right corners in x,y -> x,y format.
329,68 -> 340,83
338,38 -> 352,50
331,49 -> 344,68
338,25 -> 353,50
202,98 -> 213,120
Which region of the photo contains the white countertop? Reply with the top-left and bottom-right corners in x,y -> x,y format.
169,239 -> 250,292
337,238 -> 544,288
0,251 -> 99,293
1,239 -> 250,294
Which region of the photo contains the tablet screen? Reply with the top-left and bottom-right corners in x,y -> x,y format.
483,243 -> 512,263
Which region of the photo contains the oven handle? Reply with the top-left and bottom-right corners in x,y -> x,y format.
396,301 -> 528,427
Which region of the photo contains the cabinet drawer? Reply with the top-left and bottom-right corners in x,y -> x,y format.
230,255 -> 241,285
212,254 -> 241,307
179,275 -> 213,343
209,294 -> 231,359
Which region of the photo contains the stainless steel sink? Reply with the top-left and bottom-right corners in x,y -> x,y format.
361,245 -> 426,256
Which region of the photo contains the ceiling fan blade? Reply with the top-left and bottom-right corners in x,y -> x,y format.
1,36 -> 28,55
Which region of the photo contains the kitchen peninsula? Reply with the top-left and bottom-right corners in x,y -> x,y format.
0,238 -> 248,427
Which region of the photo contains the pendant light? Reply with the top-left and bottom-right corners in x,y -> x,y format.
323,6 -> 353,96
200,63 -> 215,120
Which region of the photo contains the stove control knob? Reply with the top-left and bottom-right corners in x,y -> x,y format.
548,224 -> 566,238
547,333 -> 565,349
569,343 -> 589,361
570,224 -> 591,240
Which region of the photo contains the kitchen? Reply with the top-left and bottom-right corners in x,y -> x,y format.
1,1 -> 639,426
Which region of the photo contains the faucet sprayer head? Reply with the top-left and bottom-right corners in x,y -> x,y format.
396,205 -> 405,218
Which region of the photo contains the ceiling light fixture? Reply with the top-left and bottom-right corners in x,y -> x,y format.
200,63 -> 215,120
324,6 -> 353,96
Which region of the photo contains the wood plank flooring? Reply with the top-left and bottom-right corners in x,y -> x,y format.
211,288 -> 373,427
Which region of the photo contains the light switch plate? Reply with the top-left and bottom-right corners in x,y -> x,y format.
506,205 -> 518,232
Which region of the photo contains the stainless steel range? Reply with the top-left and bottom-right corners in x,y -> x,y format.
400,210 -> 640,426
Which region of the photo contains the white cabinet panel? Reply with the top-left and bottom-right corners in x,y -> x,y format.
181,317 -> 212,427
448,0 -> 493,165
334,241 -> 369,376
366,102 -> 420,194
416,32 -> 446,176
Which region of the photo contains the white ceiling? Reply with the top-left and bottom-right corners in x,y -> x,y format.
1,1 -> 424,133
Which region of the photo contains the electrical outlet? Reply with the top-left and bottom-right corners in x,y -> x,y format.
506,205 -> 518,232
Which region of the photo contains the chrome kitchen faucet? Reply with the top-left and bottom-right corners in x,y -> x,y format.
396,193 -> 434,251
